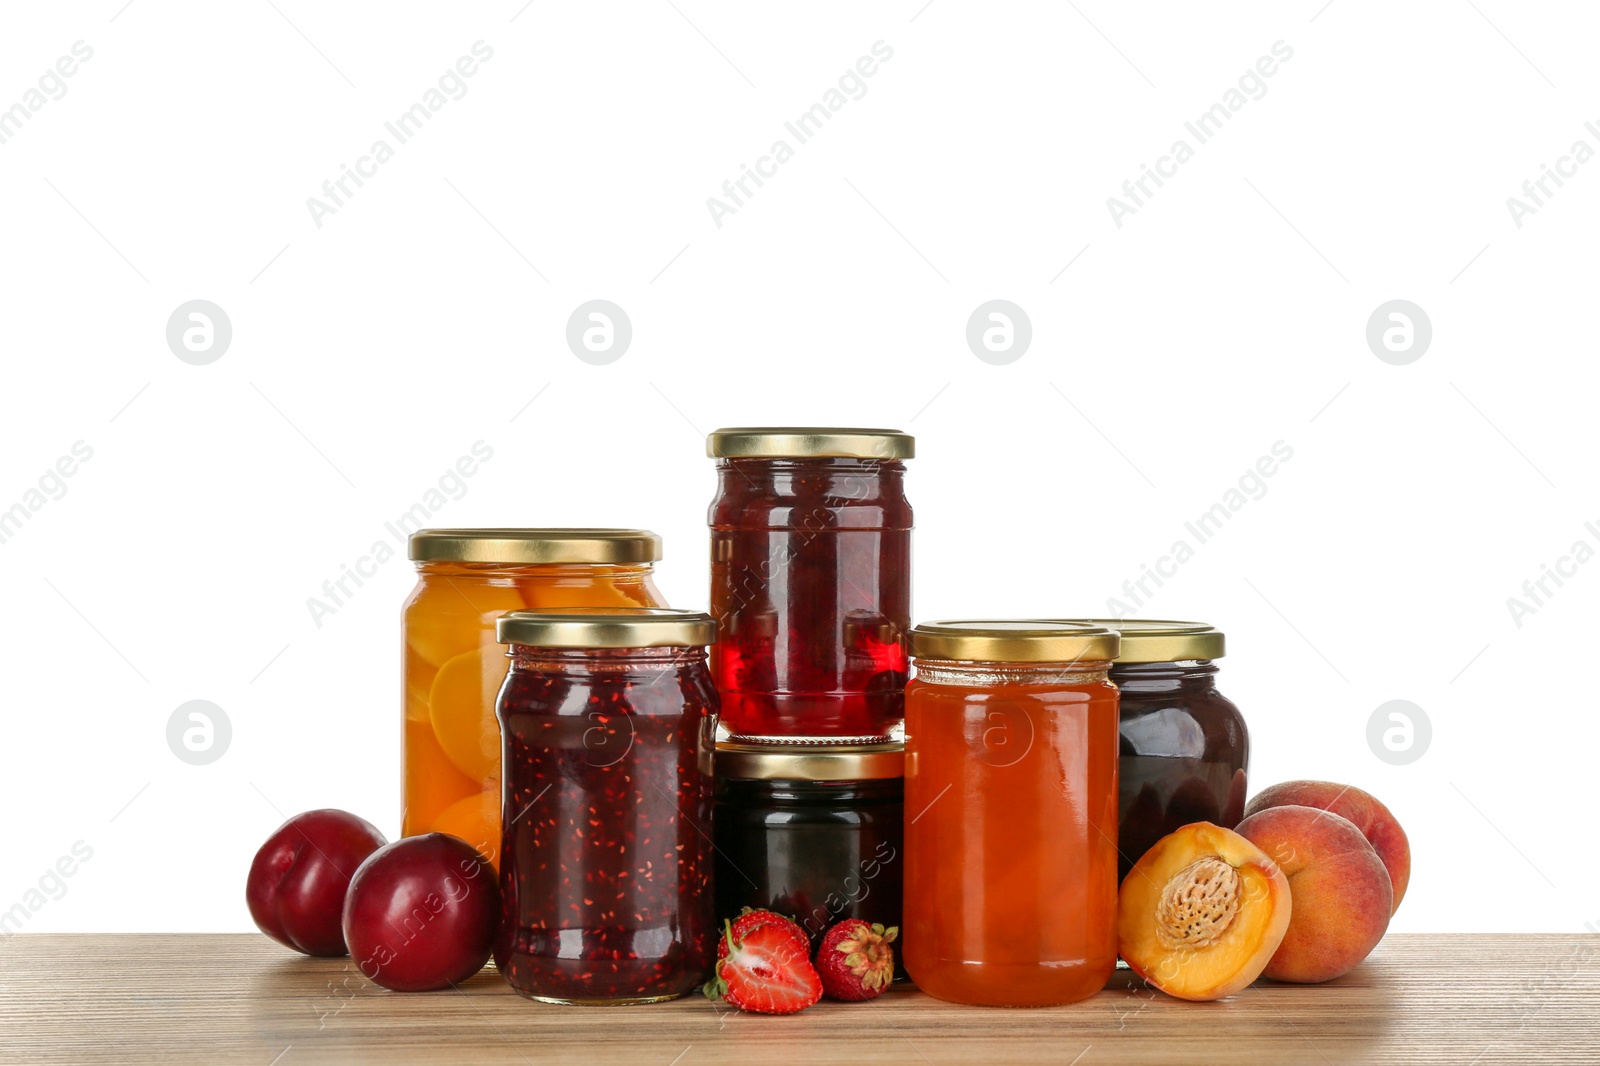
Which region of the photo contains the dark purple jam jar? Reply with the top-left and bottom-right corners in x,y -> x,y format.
1064,620 -> 1249,884
493,609 -> 719,1004
712,742 -> 904,952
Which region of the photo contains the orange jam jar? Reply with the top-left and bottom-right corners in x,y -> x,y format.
402,529 -> 667,866
903,621 -> 1121,1007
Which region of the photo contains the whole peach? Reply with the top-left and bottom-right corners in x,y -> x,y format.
1245,780 -> 1409,913
1234,804 -> 1392,983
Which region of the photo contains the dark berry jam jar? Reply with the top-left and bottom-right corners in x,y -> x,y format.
492,609 -> 718,1005
1063,619 -> 1249,884
712,742 -> 904,954
707,428 -> 913,743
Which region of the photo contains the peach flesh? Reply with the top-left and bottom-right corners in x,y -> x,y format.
1117,822 -> 1291,1001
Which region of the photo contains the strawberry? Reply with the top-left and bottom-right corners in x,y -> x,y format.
703,917 -> 822,1015
815,919 -> 898,1001
715,908 -> 810,961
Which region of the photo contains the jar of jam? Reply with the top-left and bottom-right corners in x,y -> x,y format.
707,428 -> 913,743
1063,619 -> 1248,884
713,743 -> 904,951
403,529 -> 667,868
492,609 -> 718,1005
903,621 -> 1121,1007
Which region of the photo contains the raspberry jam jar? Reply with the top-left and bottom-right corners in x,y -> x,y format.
492,609 -> 718,1005
712,743 -> 904,951
707,428 -> 913,743
903,621 -> 1121,1007
1064,620 -> 1248,884
402,529 -> 666,870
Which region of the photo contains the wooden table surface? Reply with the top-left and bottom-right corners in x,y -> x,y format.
0,934 -> 1594,1065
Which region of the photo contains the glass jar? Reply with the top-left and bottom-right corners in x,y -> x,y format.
402,529 -> 666,868
903,621 -> 1121,1007
492,609 -> 718,1005
1063,620 -> 1248,884
707,428 -> 913,743
713,743 -> 904,953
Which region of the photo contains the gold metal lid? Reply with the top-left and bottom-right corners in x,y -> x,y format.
706,427 -> 914,459
1053,619 -> 1225,663
716,741 -> 904,781
409,528 -> 662,564
496,608 -> 716,648
910,620 -> 1120,663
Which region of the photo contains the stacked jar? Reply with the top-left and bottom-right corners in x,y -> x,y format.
713,743 -> 904,954
401,529 -> 667,868
706,428 -> 912,942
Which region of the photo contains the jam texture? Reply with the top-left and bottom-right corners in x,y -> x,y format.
494,646 -> 716,1003
709,457 -> 911,741
903,665 -> 1120,1007
1114,660 -> 1249,884
713,777 -> 904,950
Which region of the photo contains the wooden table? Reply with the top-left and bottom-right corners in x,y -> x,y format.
1,935 -> 1594,1064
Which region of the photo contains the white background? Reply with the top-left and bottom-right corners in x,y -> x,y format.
1,1 -> 1594,937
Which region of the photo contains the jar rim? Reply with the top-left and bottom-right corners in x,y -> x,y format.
497,608 -> 715,648
1046,619 -> 1224,662
707,427 -> 914,460
909,620 -> 1119,663
716,741 -> 904,781
409,528 -> 662,564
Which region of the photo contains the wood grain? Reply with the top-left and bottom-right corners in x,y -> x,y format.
0,935 -> 1595,1065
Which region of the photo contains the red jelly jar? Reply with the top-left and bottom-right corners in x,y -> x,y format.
492,609 -> 719,1004
707,428 -> 914,743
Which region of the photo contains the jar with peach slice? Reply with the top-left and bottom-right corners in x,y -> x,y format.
428,646 -> 512,782
426,788 -> 501,869
406,578 -> 526,670
401,529 -> 668,872
401,718 -> 478,835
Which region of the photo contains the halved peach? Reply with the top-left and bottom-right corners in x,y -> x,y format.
401,718 -> 479,836
428,788 -> 501,871
518,576 -> 653,609
429,646 -> 511,780
406,581 -> 526,668
1118,822 -> 1292,1001
405,655 -> 438,723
